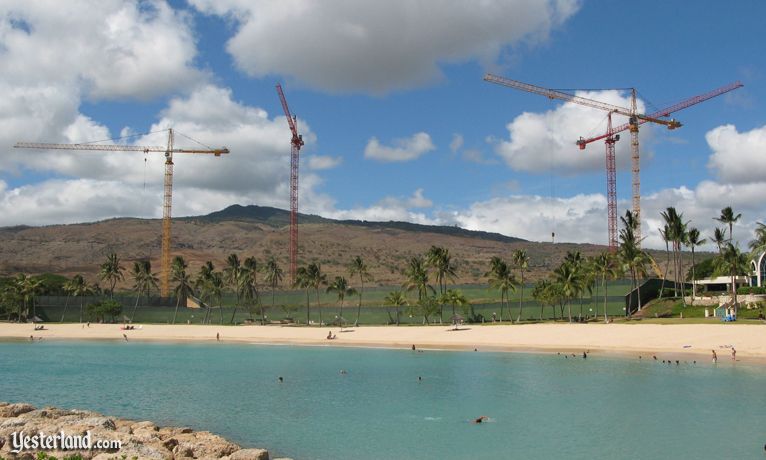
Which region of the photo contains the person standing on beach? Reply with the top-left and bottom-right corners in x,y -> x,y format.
712,350 -> 717,363
216,333 -> 220,341
731,347 -> 736,361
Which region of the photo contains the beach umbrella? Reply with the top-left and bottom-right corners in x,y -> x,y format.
31,316 -> 43,323
450,314 -> 464,330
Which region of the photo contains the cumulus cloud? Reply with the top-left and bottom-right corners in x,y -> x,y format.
706,124 -> 766,183
449,134 -> 464,153
322,189 -> 435,224
364,132 -> 434,162
189,0 -> 580,93
307,155 -> 343,170
495,90 -> 650,174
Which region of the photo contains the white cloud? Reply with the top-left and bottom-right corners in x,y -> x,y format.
322,189 -> 435,224
706,124 -> 766,183
189,0 -> 580,93
307,155 -> 342,170
495,90 -> 651,174
449,134 -> 464,153
364,132 -> 435,162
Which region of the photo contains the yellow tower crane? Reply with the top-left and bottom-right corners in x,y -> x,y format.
14,129 -> 229,297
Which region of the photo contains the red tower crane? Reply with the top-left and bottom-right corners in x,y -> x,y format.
276,84 -> 304,283
577,81 -> 743,250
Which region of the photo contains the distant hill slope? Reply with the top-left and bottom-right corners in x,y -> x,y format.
0,204 -> 687,287
192,204 -> 526,244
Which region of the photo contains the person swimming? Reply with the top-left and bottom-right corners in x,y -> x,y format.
474,416 -> 489,424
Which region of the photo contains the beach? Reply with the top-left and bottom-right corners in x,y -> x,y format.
3,322 -> 765,360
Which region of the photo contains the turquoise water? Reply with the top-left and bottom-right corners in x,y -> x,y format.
1,341 -> 765,459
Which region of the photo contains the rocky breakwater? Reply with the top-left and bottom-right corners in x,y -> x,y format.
0,402 -> 292,460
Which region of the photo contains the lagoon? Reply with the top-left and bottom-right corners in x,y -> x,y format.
1,341 -> 764,459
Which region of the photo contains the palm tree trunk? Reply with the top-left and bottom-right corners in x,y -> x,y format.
603,276 -> 609,323
339,298 -> 344,329
396,305 -> 400,326
355,278 -> 363,327
132,290 -> 141,322
61,293 -> 70,322
636,277 -> 643,311
305,289 -> 310,325
219,298 -> 224,324
79,296 -> 84,323
316,288 -> 322,326
517,272 -> 524,323
173,295 -> 180,325
690,248 -> 696,305
567,300 -> 572,323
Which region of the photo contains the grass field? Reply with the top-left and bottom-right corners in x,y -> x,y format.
34,281 -> 637,325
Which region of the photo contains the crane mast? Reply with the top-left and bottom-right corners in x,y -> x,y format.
14,129 -> 229,297
276,84 -> 304,284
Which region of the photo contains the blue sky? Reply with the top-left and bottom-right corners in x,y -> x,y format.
0,0 -> 764,250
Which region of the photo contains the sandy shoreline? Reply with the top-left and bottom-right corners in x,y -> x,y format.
2,322 -> 765,361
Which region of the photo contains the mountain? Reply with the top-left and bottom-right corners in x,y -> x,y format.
0,204 -> 667,287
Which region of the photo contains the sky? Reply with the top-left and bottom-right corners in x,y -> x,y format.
0,0 -> 764,251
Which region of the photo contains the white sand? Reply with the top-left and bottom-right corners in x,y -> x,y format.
3,322 -> 765,360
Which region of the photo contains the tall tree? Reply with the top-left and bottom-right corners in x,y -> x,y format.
263,256 -> 284,316
195,261 -> 215,324
384,290 -> 407,326
171,256 -> 193,325
620,211 -> 648,315
685,228 -> 706,302
715,206 -> 741,243
748,222 -> 766,254
658,225 -> 671,299
711,227 -> 727,254
348,256 -> 373,327
295,265 -> 312,325
307,262 -> 327,326
99,253 -> 124,299
403,256 -> 434,305
716,242 -> 749,313
131,260 -> 158,322
554,259 -> 581,322
426,246 -> 457,323
592,252 -> 617,323
512,249 -> 530,323
241,257 -> 261,323
224,253 -> 244,324
326,276 -> 356,328
485,258 -> 515,322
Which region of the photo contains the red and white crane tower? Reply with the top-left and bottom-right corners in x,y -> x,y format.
576,81 -> 743,249
276,84 -> 304,283
484,73 -> 742,251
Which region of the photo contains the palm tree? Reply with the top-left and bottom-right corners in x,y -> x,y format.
98,252 -> 124,299
384,290 -> 407,326
716,243 -> 749,313
131,260 -> 158,322
295,265 -> 312,325
532,279 -> 551,321
403,256 -> 434,304
326,276 -> 356,328
748,222 -> 766,254
61,276 -> 77,322
348,256 -> 373,327
263,256 -> 283,315
512,249 -> 530,322
195,261 -> 215,324
14,274 -> 43,322
207,271 -> 225,324
711,227 -> 727,253
224,253 -> 244,324
241,257 -> 261,323
554,260 -> 580,322
442,289 -> 468,319
592,252 -> 617,323
619,222 -> 649,315
716,206 -> 741,243
71,275 -> 93,323
485,258 -> 515,322
307,262 -> 327,326
171,256 -> 193,324
426,246 -> 457,323
658,225 -> 671,299
564,251 -> 587,320
686,228 -> 706,302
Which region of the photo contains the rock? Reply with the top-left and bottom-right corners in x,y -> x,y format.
230,448 -> 271,460
0,402 -> 35,418
162,437 -> 178,451
79,416 -> 117,430
131,420 -> 159,431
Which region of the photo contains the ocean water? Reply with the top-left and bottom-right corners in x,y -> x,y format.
1,341 -> 764,459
